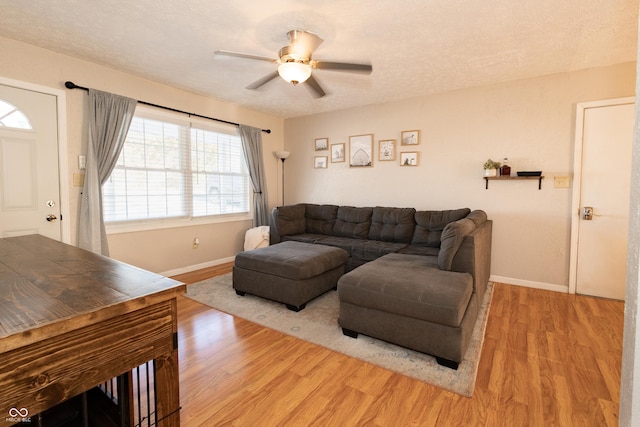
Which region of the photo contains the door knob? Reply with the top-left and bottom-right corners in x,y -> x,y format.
582,207 -> 594,220
46,214 -> 58,222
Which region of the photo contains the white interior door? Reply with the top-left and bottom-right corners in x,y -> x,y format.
571,99 -> 634,300
0,83 -> 61,240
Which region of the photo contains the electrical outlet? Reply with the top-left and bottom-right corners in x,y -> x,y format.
192,237 -> 199,249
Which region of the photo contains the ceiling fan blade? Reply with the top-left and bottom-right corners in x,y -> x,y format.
314,61 -> 373,74
288,29 -> 324,55
304,75 -> 326,98
215,50 -> 276,63
246,71 -> 280,90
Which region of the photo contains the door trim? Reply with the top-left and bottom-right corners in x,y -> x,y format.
0,76 -> 70,243
568,96 -> 634,294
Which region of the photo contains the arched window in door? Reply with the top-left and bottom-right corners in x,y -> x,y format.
0,99 -> 32,129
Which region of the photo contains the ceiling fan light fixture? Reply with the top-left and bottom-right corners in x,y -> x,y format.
278,61 -> 312,85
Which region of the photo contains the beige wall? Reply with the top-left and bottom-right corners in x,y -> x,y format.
0,36 -> 284,274
284,62 -> 636,290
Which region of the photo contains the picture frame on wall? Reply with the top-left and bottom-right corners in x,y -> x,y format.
349,134 -> 373,167
331,143 -> 345,163
400,151 -> 419,166
378,139 -> 396,161
315,137 -> 328,151
401,130 -> 420,146
314,156 -> 328,168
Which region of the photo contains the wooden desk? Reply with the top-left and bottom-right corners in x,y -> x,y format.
0,235 -> 185,426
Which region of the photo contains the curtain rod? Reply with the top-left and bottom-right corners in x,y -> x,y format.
64,81 -> 271,134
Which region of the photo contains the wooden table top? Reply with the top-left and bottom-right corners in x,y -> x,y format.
0,234 -> 185,352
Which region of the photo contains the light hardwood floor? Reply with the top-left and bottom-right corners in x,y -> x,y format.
172,263 -> 624,426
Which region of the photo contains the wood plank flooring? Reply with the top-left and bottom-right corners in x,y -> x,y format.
172,263 -> 624,426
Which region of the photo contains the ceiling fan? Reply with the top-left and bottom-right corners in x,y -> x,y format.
215,29 -> 373,98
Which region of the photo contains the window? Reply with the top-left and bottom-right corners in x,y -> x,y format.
0,99 -> 32,129
103,109 -> 250,227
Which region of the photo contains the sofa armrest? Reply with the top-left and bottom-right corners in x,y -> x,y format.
450,219 -> 492,297
269,210 -> 281,244
270,204 -> 306,244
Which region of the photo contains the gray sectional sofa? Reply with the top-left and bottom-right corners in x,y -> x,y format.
268,203 -> 492,368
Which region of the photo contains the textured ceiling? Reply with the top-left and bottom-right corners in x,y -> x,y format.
0,0 -> 637,118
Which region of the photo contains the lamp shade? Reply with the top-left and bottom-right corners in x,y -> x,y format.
278,62 -> 312,84
275,150 -> 290,160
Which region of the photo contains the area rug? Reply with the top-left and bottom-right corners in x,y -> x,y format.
185,274 -> 493,397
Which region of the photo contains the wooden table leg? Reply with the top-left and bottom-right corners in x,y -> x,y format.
153,299 -> 181,427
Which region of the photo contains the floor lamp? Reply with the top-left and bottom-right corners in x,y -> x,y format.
275,150 -> 290,206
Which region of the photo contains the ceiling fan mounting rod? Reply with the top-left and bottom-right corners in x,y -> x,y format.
278,46 -> 309,63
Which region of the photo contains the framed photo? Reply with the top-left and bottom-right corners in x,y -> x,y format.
315,137 -> 328,151
314,156 -> 328,169
401,130 -> 420,146
349,134 -> 373,167
378,139 -> 396,161
400,151 -> 419,166
330,143 -> 345,163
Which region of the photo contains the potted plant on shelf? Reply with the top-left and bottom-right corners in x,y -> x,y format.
483,159 -> 501,177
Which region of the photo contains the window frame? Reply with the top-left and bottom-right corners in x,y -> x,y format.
104,106 -> 252,235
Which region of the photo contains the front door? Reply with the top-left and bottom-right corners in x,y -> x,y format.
571,98 -> 634,300
0,83 -> 61,240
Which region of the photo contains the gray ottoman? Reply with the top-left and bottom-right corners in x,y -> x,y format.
233,241 -> 348,311
338,253 -> 477,369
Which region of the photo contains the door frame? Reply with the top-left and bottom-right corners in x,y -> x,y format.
568,96 -> 635,294
0,76 -> 70,243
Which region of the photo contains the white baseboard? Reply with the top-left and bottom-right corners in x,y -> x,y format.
490,275 -> 569,294
160,256 -> 236,278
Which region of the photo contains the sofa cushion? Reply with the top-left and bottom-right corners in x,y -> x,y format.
282,233 -> 326,244
305,204 -> 339,235
411,208 -> 471,247
438,218 -> 476,271
333,206 -> 373,239
274,204 -> 306,236
351,239 -> 409,262
314,235 -> 358,256
397,245 -> 440,257
368,207 -> 416,243
338,253 -> 473,327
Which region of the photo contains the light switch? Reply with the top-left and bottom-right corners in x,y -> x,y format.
78,155 -> 86,170
554,176 -> 571,188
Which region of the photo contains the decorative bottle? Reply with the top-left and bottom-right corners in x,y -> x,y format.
500,158 -> 511,176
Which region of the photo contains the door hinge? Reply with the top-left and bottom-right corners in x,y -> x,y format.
173,332 -> 178,350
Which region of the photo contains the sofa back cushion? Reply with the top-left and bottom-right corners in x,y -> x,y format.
273,204 -> 306,236
368,207 -> 416,243
333,206 -> 373,239
411,208 -> 471,247
438,218 -> 477,270
305,204 -> 339,235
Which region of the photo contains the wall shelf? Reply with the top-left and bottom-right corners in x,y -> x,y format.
484,175 -> 544,190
